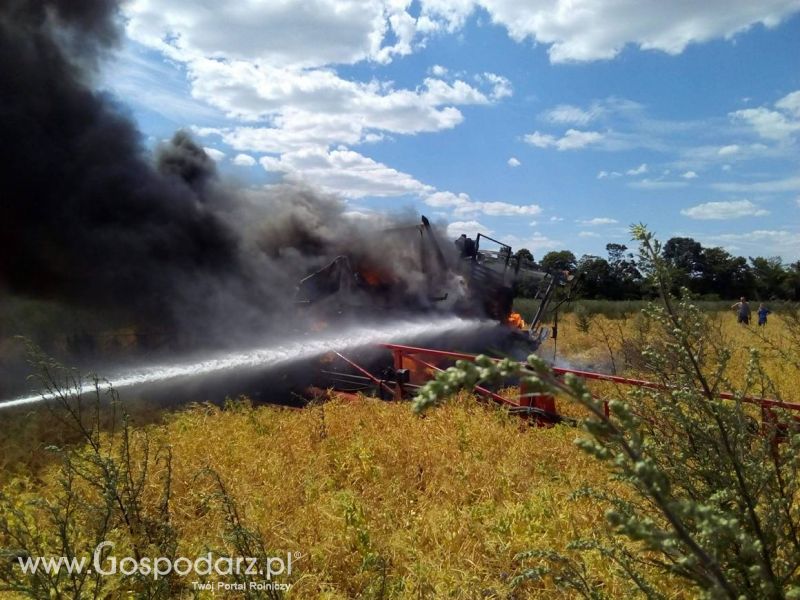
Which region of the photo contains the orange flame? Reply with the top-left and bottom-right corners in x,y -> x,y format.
507,312 -> 527,330
360,270 -> 382,286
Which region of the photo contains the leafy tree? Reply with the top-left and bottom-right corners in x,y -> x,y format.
750,257 -> 787,300
515,235 -> 793,301
696,246 -> 732,296
606,243 -> 642,299
663,237 -> 704,293
511,248 -> 543,298
605,243 -> 628,264
697,247 -> 754,298
663,237 -> 704,276
576,254 -> 612,299
513,274 -> 544,298
514,248 -> 534,266
541,250 -> 577,273
784,262 -> 800,301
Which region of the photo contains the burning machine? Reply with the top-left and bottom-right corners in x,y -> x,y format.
296,217 -> 569,349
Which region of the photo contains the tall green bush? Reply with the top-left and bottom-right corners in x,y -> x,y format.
415,226 -> 800,599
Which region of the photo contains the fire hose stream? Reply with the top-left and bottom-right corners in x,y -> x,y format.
1,317 -> 494,410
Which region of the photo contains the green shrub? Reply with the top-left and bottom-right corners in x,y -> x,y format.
423,226 -> 800,599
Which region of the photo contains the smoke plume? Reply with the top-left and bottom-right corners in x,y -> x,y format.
0,0 -> 458,348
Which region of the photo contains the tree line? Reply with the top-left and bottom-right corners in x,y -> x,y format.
513,237 -> 800,301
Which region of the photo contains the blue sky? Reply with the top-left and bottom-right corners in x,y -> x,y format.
104,1 -> 800,261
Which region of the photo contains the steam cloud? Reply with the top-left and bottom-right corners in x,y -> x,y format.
0,0 -> 456,346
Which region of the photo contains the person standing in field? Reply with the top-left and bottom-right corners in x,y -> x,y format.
731,297 -> 751,325
757,303 -> 771,326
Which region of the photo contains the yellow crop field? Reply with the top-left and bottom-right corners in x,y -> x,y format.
1,308 -> 797,598
1,396 -> 669,599
548,311 -> 797,401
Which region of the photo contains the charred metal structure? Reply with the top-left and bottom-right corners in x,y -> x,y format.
296,216 -> 569,348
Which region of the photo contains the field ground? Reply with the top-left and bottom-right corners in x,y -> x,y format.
1,395 -> 670,599
1,307 -> 798,598
521,303 -> 798,402
513,298 -> 798,320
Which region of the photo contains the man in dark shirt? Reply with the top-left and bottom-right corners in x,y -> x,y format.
731,297 -> 751,325
455,234 -> 476,258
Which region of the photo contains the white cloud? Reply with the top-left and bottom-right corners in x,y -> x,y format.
502,232 -> 563,252
676,142 -> 774,171
424,191 -> 542,216
776,91 -> 800,117
703,229 -> 800,260
421,0 -> 800,64
523,132 -> 556,148
543,104 -> 600,125
470,201 -> 541,216
259,147 -> 433,198
188,63 -> 492,131
184,66 -> 511,159
725,229 -> 794,242
711,175 -> 800,193
524,129 -> 603,150
578,231 -> 600,238
579,217 -> 619,226
232,153 -> 256,167
126,0 -> 422,69
120,2 -> 800,211
520,232 -> 562,252
196,117 -> 363,155
597,170 -> 622,179
629,178 -> 688,190
477,72 -> 513,100
342,208 -> 381,221
680,199 -> 769,220
626,163 -> 648,176
102,45 -> 224,124
256,149 -> 543,217
447,220 -> 491,238
203,147 -> 225,161
532,95 -> 793,170
536,96 -> 698,155
549,216 -> 564,222
507,157 -> 521,167
730,90 -> 800,141
731,108 -> 800,141
681,170 -> 699,179
718,144 -> 740,156
126,2 -> 513,161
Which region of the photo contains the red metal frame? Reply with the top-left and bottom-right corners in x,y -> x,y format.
332,350 -> 396,399
366,343 -> 800,437
381,343 -> 561,423
399,352 -> 516,407
548,365 -> 800,412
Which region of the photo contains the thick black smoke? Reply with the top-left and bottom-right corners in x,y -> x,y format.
0,0 -> 243,325
0,0 -> 459,349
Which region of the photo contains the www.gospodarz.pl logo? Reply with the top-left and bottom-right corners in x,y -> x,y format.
15,541 -> 296,587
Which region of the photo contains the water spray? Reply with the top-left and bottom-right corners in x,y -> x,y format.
1,317 -> 491,410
